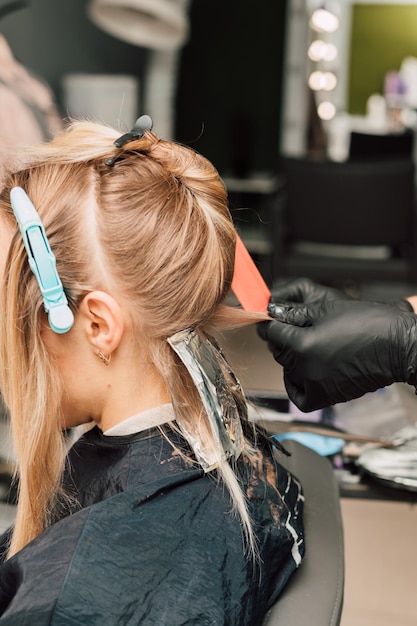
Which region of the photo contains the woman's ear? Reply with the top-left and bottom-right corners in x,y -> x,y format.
78,291 -> 125,355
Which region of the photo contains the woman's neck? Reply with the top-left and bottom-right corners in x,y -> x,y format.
94,361 -> 171,432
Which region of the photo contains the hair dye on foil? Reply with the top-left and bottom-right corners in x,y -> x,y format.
167,328 -> 244,471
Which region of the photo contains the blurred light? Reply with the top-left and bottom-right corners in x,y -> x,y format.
308,40 -> 338,62
308,71 -> 337,91
317,101 -> 336,120
323,43 -> 337,61
310,8 -> 339,33
309,71 -> 325,90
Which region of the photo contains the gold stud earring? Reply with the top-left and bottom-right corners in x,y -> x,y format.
97,351 -> 111,366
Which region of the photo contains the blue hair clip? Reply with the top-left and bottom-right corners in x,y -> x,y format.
10,187 -> 74,334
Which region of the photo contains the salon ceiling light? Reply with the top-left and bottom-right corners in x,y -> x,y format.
310,6 -> 339,33
308,71 -> 337,91
308,40 -> 337,62
317,101 -> 336,120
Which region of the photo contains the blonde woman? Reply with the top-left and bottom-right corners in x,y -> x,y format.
0,116 -> 304,625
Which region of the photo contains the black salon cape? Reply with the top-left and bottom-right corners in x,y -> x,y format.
0,424 -> 304,625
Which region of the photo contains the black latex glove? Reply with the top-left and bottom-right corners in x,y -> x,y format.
270,276 -> 413,312
259,299 -> 417,412
270,277 -> 352,306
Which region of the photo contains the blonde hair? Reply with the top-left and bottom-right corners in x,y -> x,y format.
0,122 -> 269,557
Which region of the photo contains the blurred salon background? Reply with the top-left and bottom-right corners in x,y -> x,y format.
1,2 -> 417,625
4,0 -> 417,299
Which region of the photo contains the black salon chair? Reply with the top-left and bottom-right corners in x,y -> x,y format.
263,439 -> 344,625
272,156 -> 417,286
349,128 -> 414,161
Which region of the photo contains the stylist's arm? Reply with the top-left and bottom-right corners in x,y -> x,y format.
258,299 -> 417,412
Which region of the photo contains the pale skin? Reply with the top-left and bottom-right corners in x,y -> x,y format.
41,291 -> 171,431
0,218 -> 171,432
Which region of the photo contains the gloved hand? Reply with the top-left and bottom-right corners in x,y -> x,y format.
270,277 -> 352,307
259,299 -> 417,412
269,277 -> 413,313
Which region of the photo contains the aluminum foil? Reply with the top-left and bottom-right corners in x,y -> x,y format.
167,328 -> 244,471
357,423 -> 417,490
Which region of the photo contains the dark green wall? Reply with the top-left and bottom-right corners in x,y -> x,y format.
349,4 -> 417,114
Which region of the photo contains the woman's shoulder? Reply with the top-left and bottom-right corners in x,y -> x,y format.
0,430 -> 304,625
60,424 -> 202,516
0,473 -> 252,624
